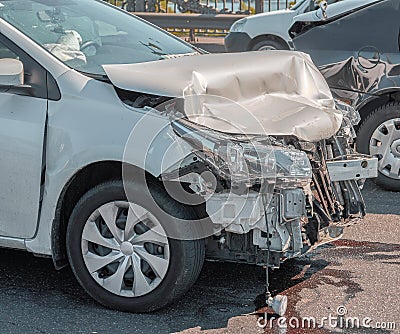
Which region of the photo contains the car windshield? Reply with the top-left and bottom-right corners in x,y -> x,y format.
0,0 -> 197,76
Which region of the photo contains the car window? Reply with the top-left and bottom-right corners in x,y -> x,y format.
0,33 -> 53,99
0,0 -> 197,77
0,41 -> 18,60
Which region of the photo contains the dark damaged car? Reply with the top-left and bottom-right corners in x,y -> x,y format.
290,0 -> 400,191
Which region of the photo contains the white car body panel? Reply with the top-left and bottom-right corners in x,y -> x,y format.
243,9 -> 299,42
239,0 -> 311,45
0,92 -> 46,238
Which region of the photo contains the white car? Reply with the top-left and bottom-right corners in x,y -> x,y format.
0,0 -> 376,313
224,0 -> 341,52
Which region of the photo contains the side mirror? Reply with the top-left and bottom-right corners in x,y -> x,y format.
0,58 -> 24,86
0,58 -> 33,96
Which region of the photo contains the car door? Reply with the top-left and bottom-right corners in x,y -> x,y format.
0,34 -> 49,239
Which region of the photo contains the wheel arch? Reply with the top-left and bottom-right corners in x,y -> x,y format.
357,89 -> 400,125
248,34 -> 289,51
51,160 -> 154,269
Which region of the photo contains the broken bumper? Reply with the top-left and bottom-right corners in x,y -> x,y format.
224,32 -> 252,52
326,155 -> 378,182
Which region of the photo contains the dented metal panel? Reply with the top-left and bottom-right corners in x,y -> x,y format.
291,0 -> 400,108
103,51 -> 343,142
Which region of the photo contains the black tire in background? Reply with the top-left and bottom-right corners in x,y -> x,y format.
251,38 -> 288,51
66,179 -> 205,312
357,102 -> 400,191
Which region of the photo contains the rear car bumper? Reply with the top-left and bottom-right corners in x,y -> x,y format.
224,32 -> 252,52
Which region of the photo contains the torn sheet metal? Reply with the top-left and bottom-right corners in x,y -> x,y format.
103,51 -> 342,142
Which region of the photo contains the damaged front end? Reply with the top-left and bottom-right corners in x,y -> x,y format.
106,52 -> 377,312
161,102 -> 377,269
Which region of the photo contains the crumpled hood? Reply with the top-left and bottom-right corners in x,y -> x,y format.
103,51 -> 342,142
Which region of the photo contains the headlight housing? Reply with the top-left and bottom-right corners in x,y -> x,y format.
274,148 -> 312,181
230,18 -> 247,33
171,119 -> 312,187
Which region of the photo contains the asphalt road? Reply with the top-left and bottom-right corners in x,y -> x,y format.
0,180 -> 399,334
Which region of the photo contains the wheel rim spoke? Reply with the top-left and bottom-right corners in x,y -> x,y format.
131,254 -> 152,296
98,202 -> 123,243
380,149 -> 395,168
82,221 -> 120,250
83,251 -> 123,273
389,159 -> 400,178
103,256 -> 131,295
134,247 -> 169,278
131,223 -> 167,245
372,126 -> 393,148
124,204 -> 148,241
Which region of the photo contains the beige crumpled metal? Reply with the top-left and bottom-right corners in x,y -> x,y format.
104,51 -> 342,142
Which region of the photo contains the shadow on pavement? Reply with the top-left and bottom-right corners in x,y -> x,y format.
0,248 -> 328,333
361,180 -> 400,215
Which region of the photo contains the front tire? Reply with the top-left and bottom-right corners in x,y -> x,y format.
66,180 -> 205,312
357,102 -> 400,191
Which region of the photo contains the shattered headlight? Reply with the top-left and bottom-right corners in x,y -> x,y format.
213,140 -> 276,183
172,119 -> 312,186
274,148 -> 312,180
230,18 -> 247,32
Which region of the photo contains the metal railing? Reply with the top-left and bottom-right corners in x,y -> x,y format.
103,0 -> 296,41
135,12 -> 246,40
105,0 -> 294,14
